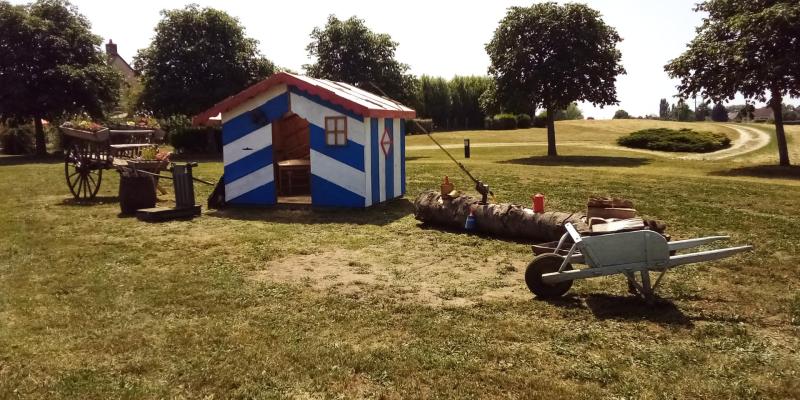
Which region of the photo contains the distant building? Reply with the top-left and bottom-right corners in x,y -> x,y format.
105,39 -> 137,85
752,107 -> 774,122
727,111 -> 739,121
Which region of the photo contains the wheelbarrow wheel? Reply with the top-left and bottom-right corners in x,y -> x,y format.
525,254 -> 573,299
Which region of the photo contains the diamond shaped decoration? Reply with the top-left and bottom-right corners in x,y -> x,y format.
381,128 -> 393,156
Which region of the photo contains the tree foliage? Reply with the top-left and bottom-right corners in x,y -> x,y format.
448,76 -> 492,129
613,109 -> 631,119
305,15 -> 415,105
415,76 -> 450,129
0,0 -> 121,154
695,102 -> 710,121
711,103 -> 729,122
536,103 -> 584,121
674,100 -> 694,122
665,0 -> 800,165
134,5 -> 275,117
486,2 -> 624,155
659,99 -> 670,120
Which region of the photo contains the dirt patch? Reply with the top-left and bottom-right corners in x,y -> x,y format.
248,247 -> 533,307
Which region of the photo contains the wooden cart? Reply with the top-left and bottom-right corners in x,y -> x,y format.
60,125 -> 166,199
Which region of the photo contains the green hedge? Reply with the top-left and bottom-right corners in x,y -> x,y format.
617,128 -> 731,153
491,114 -> 517,130
0,124 -> 35,155
532,115 -> 547,128
406,119 -> 433,134
169,126 -> 222,154
516,114 -> 532,129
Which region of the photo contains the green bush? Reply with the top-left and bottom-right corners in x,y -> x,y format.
516,114 -> 532,128
169,126 -> 222,154
406,119 -> 433,135
0,124 -> 35,155
492,113 -> 517,130
617,128 -> 731,153
532,115 -> 547,128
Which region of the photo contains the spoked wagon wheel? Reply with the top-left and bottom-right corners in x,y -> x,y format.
65,147 -> 103,200
525,254 -> 574,299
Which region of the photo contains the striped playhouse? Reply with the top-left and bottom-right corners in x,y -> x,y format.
193,72 -> 416,208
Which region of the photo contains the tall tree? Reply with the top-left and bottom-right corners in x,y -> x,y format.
0,0 -> 121,155
674,100 -> 694,122
695,102 -> 710,121
448,76 -> 492,129
415,76 -> 451,129
711,103 -> 729,122
665,0 -> 800,166
305,15 -> 415,105
134,5 -> 275,117
659,98 -> 670,120
486,3 -> 625,156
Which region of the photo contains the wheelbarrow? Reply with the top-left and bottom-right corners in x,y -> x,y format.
525,223 -> 753,302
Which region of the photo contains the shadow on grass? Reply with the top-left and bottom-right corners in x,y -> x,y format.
500,155 -> 651,168
709,165 -> 800,180
58,196 -> 119,206
206,198 -> 414,226
585,294 -> 693,326
0,154 -> 63,166
543,293 -> 693,326
416,222 -> 538,245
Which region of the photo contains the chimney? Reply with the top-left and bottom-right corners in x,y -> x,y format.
105,39 -> 118,56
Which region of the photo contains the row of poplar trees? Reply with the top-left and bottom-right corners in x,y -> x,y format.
1,0 -> 798,166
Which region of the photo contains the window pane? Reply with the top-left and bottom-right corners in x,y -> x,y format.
338,118 -> 345,131
327,133 -> 335,145
326,118 -> 335,131
337,133 -> 346,145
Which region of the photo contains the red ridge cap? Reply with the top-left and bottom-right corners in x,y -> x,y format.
192,72 -> 415,126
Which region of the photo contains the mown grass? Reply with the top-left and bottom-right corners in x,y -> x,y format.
1,120 -> 799,399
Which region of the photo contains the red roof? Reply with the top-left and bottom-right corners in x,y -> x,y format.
192,72 -> 416,126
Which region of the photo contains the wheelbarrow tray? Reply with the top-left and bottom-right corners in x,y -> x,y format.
526,223 -> 752,301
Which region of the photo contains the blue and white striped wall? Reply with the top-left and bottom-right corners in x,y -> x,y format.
221,86 -> 406,208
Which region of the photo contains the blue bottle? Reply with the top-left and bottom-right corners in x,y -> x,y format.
464,210 -> 476,231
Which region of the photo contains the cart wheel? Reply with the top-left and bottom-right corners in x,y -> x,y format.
65,148 -> 102,200
525,254 -> 573,299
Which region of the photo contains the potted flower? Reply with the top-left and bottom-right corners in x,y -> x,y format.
59,118 -> 109,142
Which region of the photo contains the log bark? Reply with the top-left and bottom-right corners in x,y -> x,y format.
414,190 -> 589,242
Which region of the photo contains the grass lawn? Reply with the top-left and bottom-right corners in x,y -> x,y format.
1,120 -> 799,398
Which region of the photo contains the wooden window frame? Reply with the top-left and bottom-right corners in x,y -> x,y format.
324,116 -> 348,146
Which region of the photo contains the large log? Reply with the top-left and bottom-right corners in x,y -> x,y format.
413,190 -> 590,242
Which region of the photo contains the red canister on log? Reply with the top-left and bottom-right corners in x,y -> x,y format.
532,193 -> 545,213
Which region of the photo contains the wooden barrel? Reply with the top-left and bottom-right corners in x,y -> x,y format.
119,174 -> 156,215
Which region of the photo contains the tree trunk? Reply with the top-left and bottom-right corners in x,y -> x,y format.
546,106 -> 557,156
33,116 -> 46,156
770,91 -> 791,166
414,190 -> 588,243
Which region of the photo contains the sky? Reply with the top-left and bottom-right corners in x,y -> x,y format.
12,0 -> 798,119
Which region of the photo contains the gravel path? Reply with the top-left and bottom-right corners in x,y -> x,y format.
407,124 -> 770,161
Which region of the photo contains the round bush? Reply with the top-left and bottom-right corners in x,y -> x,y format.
617,128 -> 731,153
492,114 -> 517,130
516,114 -> 532,128
532,115 -> 547,128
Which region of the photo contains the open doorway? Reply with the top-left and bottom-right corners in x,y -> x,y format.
272,113 -> 311,204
